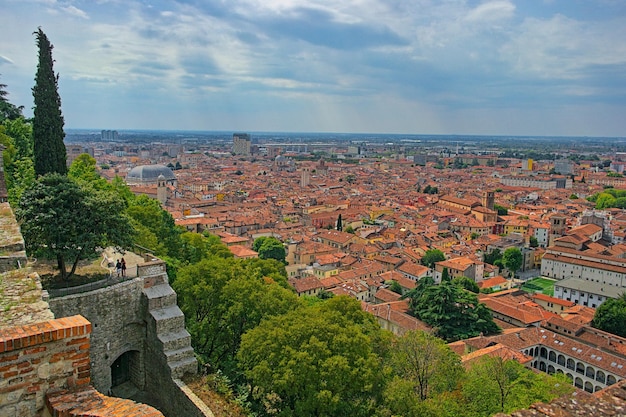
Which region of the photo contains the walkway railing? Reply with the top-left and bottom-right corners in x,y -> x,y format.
46,250 -> 164,299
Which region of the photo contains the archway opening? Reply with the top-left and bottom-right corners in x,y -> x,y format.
111,350 -> 142,390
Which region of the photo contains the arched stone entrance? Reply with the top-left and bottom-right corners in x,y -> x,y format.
111,350 -> 143,390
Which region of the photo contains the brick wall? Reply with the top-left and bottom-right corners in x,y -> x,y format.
0,315 -> 91,416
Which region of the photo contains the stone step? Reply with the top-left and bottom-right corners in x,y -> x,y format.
149,305 -> 185,335
142,272 -> 169,288
165,346 -> 195,364
158,329 -> 192,352
169,356 -> 198,379
143,283 -> 177,310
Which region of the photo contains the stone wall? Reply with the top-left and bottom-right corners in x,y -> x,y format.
0,315 -> 92,416
48,278 -> 146,394
47,264 -> 204,417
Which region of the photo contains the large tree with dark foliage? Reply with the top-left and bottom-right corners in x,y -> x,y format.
405,278 -> 500,342
32,28 -> 67,176
16,174 -> 133,281
592,293 -> 626,338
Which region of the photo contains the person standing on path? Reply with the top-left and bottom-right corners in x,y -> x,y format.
121,258 -> 127,277
116,259 -> 122,277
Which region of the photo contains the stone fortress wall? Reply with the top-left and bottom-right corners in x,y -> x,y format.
0,202 -> 213,417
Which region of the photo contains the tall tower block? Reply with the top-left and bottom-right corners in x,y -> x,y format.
301,167 -> 310,188
482,191 -> 495,210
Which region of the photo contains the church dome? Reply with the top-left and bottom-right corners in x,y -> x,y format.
126,164 -> 176,184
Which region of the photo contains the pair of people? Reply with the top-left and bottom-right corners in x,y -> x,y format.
115,258 -> 127,277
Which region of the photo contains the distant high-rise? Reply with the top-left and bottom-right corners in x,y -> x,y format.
233,133 -> 251,156
101,130 -> 119,141
554,160 -> 574,175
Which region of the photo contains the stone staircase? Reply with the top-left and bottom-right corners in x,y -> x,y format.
143,273 -> 197,379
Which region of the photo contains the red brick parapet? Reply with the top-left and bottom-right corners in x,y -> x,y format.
0,315 -> 92,415
46,386 -> 164,417
0,315 -> 91,354
0,315 -> 165,416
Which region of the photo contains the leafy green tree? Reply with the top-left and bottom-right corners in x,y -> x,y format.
441,267 -> 450,282
463,356 -> 573,415
6,156 -> 35,206
484,248 -> 502,265
407,280 -> 500,342
126,195 -> 182,258
238,296 -> 385,417
452,276 -> 479,293
1,118 -> 34,205
174,257 -> 298,372
596,193 -> 617,209
203,232 -> 235,259
421,249 -> 446,268
389,280 -> 403,294
592,294 -> 626,337
389,330 -> 463,401
241,257 -> 289,288
253,236 -> 286,263
494,204 -> 508,215
3,117 -> 32,160
252,236 -> 268,252
68,153 -> 103,186
179,232 -> 210,264
529,236 -> 539,248
32,28 -> 67,177
502,247 -> 523,278
16,174 -> 133,280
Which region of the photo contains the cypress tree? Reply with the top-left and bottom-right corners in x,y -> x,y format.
336,213 -> 343,231
32,28 -> 67,176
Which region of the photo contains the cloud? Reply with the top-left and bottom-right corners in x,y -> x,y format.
250,7 -> 408,50
465,1 -> 516,23
0,55 -> 15,66
61,5 -> 89,19
1,0 -> 625,135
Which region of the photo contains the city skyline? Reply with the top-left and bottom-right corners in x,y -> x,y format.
1,0 -> 625,137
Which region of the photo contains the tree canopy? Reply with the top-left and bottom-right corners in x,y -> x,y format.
502,247 -> 523,278
237,296 -> 385,417
252,236 -> 286,263
32,28 -> 67,177
174,255 -> 297,372
591,294 -> 626,337
421,248 -> 446,268
16,174 -> 133,280
388,330 -> 463,401
405,279 -> 500,341
463,356 -> 573,415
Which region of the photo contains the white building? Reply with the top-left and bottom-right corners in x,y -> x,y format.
553,277 -> 623,308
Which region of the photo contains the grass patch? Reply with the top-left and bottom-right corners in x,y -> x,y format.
34,256 -> 110,290
522,277 -> 556,296
183,373 -> 249,417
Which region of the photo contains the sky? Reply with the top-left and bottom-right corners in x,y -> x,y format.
1,0 -> 626,136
